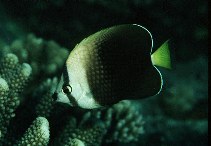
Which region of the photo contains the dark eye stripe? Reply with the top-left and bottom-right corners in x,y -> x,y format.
67,94 -> 79,106
63,64 -> 69,83
62,64 -> 78,106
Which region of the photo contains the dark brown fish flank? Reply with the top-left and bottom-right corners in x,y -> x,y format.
86,44 -> 115,105
82,25 -> 153,105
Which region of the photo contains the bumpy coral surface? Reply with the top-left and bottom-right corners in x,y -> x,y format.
0,53 -> 32,144
16,117 -> 50,146
53,100 -> 144,146
1,34 -> 68,81
105,101 -> 145,143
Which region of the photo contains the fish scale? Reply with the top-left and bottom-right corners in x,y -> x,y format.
87,46 -> 114,104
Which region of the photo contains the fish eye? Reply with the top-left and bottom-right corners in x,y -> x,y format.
62,85 -> 72,94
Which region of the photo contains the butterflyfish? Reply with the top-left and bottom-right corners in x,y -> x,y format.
52,24 -> 171,109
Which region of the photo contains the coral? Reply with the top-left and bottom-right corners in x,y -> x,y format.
15,117 -> 50,146
64,138 -> 85,146
53,100 -> 145,146
34,77 -> 58,118
0,33 -> 68,79
0,53 -> 32,144
101,100 -> 145,143
54,115 -> 106,146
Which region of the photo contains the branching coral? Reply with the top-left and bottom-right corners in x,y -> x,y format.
34,77 -> 58,118
15,117 -> 50,146
102,100 -> 145,143
53,100 -> 145,146
54,115 -> 106,146
1,34 -> 68,79
0,53 -> 32,144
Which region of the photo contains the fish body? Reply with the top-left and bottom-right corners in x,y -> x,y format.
53,24 -> 171,109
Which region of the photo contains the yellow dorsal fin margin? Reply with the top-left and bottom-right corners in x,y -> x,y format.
151,40 -> 171,69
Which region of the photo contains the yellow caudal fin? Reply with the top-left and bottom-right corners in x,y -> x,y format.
151,40 -> 171,69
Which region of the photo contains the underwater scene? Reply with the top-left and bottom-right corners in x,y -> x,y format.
0,0 -> 208,146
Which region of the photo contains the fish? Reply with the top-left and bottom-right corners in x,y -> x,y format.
52,24 -> 171,109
